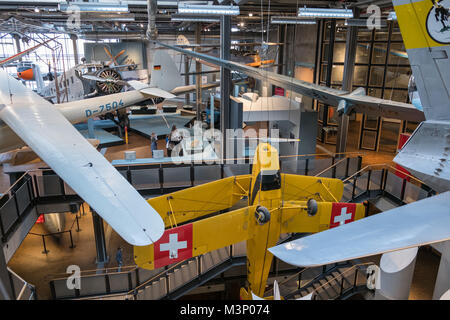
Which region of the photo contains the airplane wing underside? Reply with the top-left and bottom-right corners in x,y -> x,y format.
147,175 -> 251,228
269,191 -> 450,267
0,70 -> 164,246
154,41 -> 425,122
170,82 -> 221,96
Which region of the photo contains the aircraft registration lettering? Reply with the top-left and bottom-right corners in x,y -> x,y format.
85,99 -> 124,117
329,203 -> 356,229
154,223 -> 193,268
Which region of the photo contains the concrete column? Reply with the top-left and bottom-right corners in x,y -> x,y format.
335,8 -> 359,155
92,210 -> 108,268
220,15 -> 231,161
195,23 -> 202,120
433,240 -> 450,300
70,34 -> 79,65
375,247 -> 418,300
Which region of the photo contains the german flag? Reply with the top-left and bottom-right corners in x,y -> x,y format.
154,65 -> 161,70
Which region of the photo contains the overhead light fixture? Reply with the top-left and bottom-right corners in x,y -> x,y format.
387,11 -> 397,21
298,7 -> 353,19
344,18 -> 387,27
249,13 -> 253,17
34,7 -> 40,13
171,14 -> 220,23
231,27 -> 239,32
58,2 -> 129,13
177,3 -> 240,16
271,16 -> 316,24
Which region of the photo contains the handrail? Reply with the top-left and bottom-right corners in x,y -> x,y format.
342,163 -> 388,183
130,259 -> 188,294
307,262 -> 374,299
1,170 -> 32,197
264,266 -> 313,295
314,156 -> 350,177
7,267 -> 36,300
48,265 -> 138,279
342,162 -> 427,187
11,152 -> 365,173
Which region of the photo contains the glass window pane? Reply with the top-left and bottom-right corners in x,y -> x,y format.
369,66 -> 385,86
327,106 -> 338,125
320,64 -> 328,82
353,66 -> 368,86
368,88 -> 383,98
333,42 -> 346,63
335,25 -> 347,41
322,43 -> 330,62
404,121 -> 419,134
364,115 -> 379,130
361,130 -> 377,150
318,103 -> 325,122
372,43 -> 387,64
374,26 -> 390,41
331,65 -> 344,85
323,22 -> 331,40
383,89 -> 408,102
356,42 -> 370,64
388,42 -> 408,65
385,66 -> 411,89
357,29 -> 372,41
379,120 -> 401,153
391,24 -> 404,41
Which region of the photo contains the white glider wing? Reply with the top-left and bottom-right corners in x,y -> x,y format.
269,192 -> 450,267
0,70 -> 164,246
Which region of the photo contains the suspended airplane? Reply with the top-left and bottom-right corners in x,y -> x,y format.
153,40 -> 425,123
175,35 -> 279,70
133,142 -> 366,299
268,0 -> 450,290
0,48 -> 220,246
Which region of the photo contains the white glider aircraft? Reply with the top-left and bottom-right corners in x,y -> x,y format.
0,48 -> 216,246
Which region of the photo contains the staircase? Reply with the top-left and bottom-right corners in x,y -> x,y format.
280,262 -> 373,300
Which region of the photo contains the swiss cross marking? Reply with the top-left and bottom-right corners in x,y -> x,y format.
159,233 -> 187,259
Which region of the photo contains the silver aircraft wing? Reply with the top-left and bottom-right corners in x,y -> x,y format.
269,191 -> 450,267
155,41 -> 424,122
0,69 -> 164,246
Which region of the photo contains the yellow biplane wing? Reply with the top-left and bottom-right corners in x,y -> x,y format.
280,174 -> 344,203
147,175 -> 251,228
134,206 -> 257,270
280,201 -> 366,234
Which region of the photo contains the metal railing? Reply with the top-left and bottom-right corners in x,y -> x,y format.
342,163 -> 435,204
49,243 -> 247,300
0,173 -> 36,242
8,267 -> 37,300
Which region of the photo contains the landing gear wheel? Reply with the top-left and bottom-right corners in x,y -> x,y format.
307,199 -> 318,216
255,206 -> 271,225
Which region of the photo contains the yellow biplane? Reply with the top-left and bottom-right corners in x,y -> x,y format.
134,143 -> 365,299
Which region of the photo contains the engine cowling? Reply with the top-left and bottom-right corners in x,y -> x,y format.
95,67 -> 124,95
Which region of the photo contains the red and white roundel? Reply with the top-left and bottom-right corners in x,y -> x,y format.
330,203 -> 356,229
154,224 -> 193,268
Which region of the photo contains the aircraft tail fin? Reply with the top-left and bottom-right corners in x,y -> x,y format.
149,50 -> 183,92
394,0 -> 450,120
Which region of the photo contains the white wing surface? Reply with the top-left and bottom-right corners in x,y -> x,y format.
269,192 -> 450,267
0,70 -> 164,246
